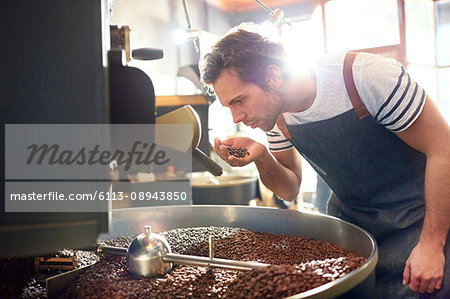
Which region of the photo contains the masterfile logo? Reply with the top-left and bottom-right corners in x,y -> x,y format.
26,141 -> 170,171
4,124 -> 193,212
5,124 -> 191,180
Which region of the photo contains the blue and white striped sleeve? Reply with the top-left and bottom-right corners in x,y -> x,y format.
266,125 -> 294,152
358,55 -> 426,132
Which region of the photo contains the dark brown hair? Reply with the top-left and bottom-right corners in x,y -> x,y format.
201,29 -> 287,89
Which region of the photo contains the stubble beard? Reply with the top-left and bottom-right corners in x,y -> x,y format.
260,87 -> 284,132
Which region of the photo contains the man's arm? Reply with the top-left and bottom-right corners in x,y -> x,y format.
255,147 -> 302,201
395,96 -> 450,294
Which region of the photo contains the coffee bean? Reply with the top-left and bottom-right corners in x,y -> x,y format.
226,147 -> 250,158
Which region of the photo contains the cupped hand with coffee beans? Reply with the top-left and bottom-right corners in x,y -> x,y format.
215,136 -> 302,202
214,137 -> 266,167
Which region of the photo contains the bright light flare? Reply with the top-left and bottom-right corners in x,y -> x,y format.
259,21 -> 280,40
172,28 -> 189,45
280,7 -> 324,76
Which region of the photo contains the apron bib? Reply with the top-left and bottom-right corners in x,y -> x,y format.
282,52 -> 449,298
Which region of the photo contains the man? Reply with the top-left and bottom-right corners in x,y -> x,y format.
200,28 -> 449,298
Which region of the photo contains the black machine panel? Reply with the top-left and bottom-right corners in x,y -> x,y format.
0,0 -> 110,257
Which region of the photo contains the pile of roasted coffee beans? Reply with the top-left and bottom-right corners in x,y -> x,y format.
60,227 -> 366,298
226,147 -> 250,158
18,277 -> 46,299
194,231 -> 359,264
225,257 -> 366,298
56,249 -> 100,268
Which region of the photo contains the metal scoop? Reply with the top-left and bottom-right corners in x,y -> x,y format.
97,225 -> 270,277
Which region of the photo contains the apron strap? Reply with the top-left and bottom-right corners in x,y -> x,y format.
276,114 -> 292,139
278,52 -> 369,139
343,52 -> 370,119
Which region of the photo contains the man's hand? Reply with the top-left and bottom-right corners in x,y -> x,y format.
403,241 -> 445,293
214,137 -> 266,167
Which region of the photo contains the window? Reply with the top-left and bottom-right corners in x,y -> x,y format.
280,7 -> 325,73
405,0 -> 435,65
325,0 -> 400,51
436,0 -> 450,66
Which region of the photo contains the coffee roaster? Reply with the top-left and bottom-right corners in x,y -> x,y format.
1,0 -> 222,257
1,0 -> 168,257
1,0 -> 110,257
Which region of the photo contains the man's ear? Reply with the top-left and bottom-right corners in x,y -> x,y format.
265,65 -> 282,89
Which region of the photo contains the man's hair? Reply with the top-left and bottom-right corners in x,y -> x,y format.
201,29 -> 287,89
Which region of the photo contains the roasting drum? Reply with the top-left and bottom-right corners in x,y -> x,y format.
99,205 -> 378,298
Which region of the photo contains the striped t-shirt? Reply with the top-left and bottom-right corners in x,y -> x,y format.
267,52 -> 426,152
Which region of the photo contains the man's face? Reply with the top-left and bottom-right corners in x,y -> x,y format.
212,68 -> 282,132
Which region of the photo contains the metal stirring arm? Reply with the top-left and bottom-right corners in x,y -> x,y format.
97,243 -> 127,256
97,243 -> 270,271
97,243 -> 270,272
163,253 -> 269,271
96,229 -> 271,276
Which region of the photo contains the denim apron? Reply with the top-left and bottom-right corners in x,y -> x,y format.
282,52 -> 449,298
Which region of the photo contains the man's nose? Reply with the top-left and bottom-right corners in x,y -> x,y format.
232,111 -> 245,124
